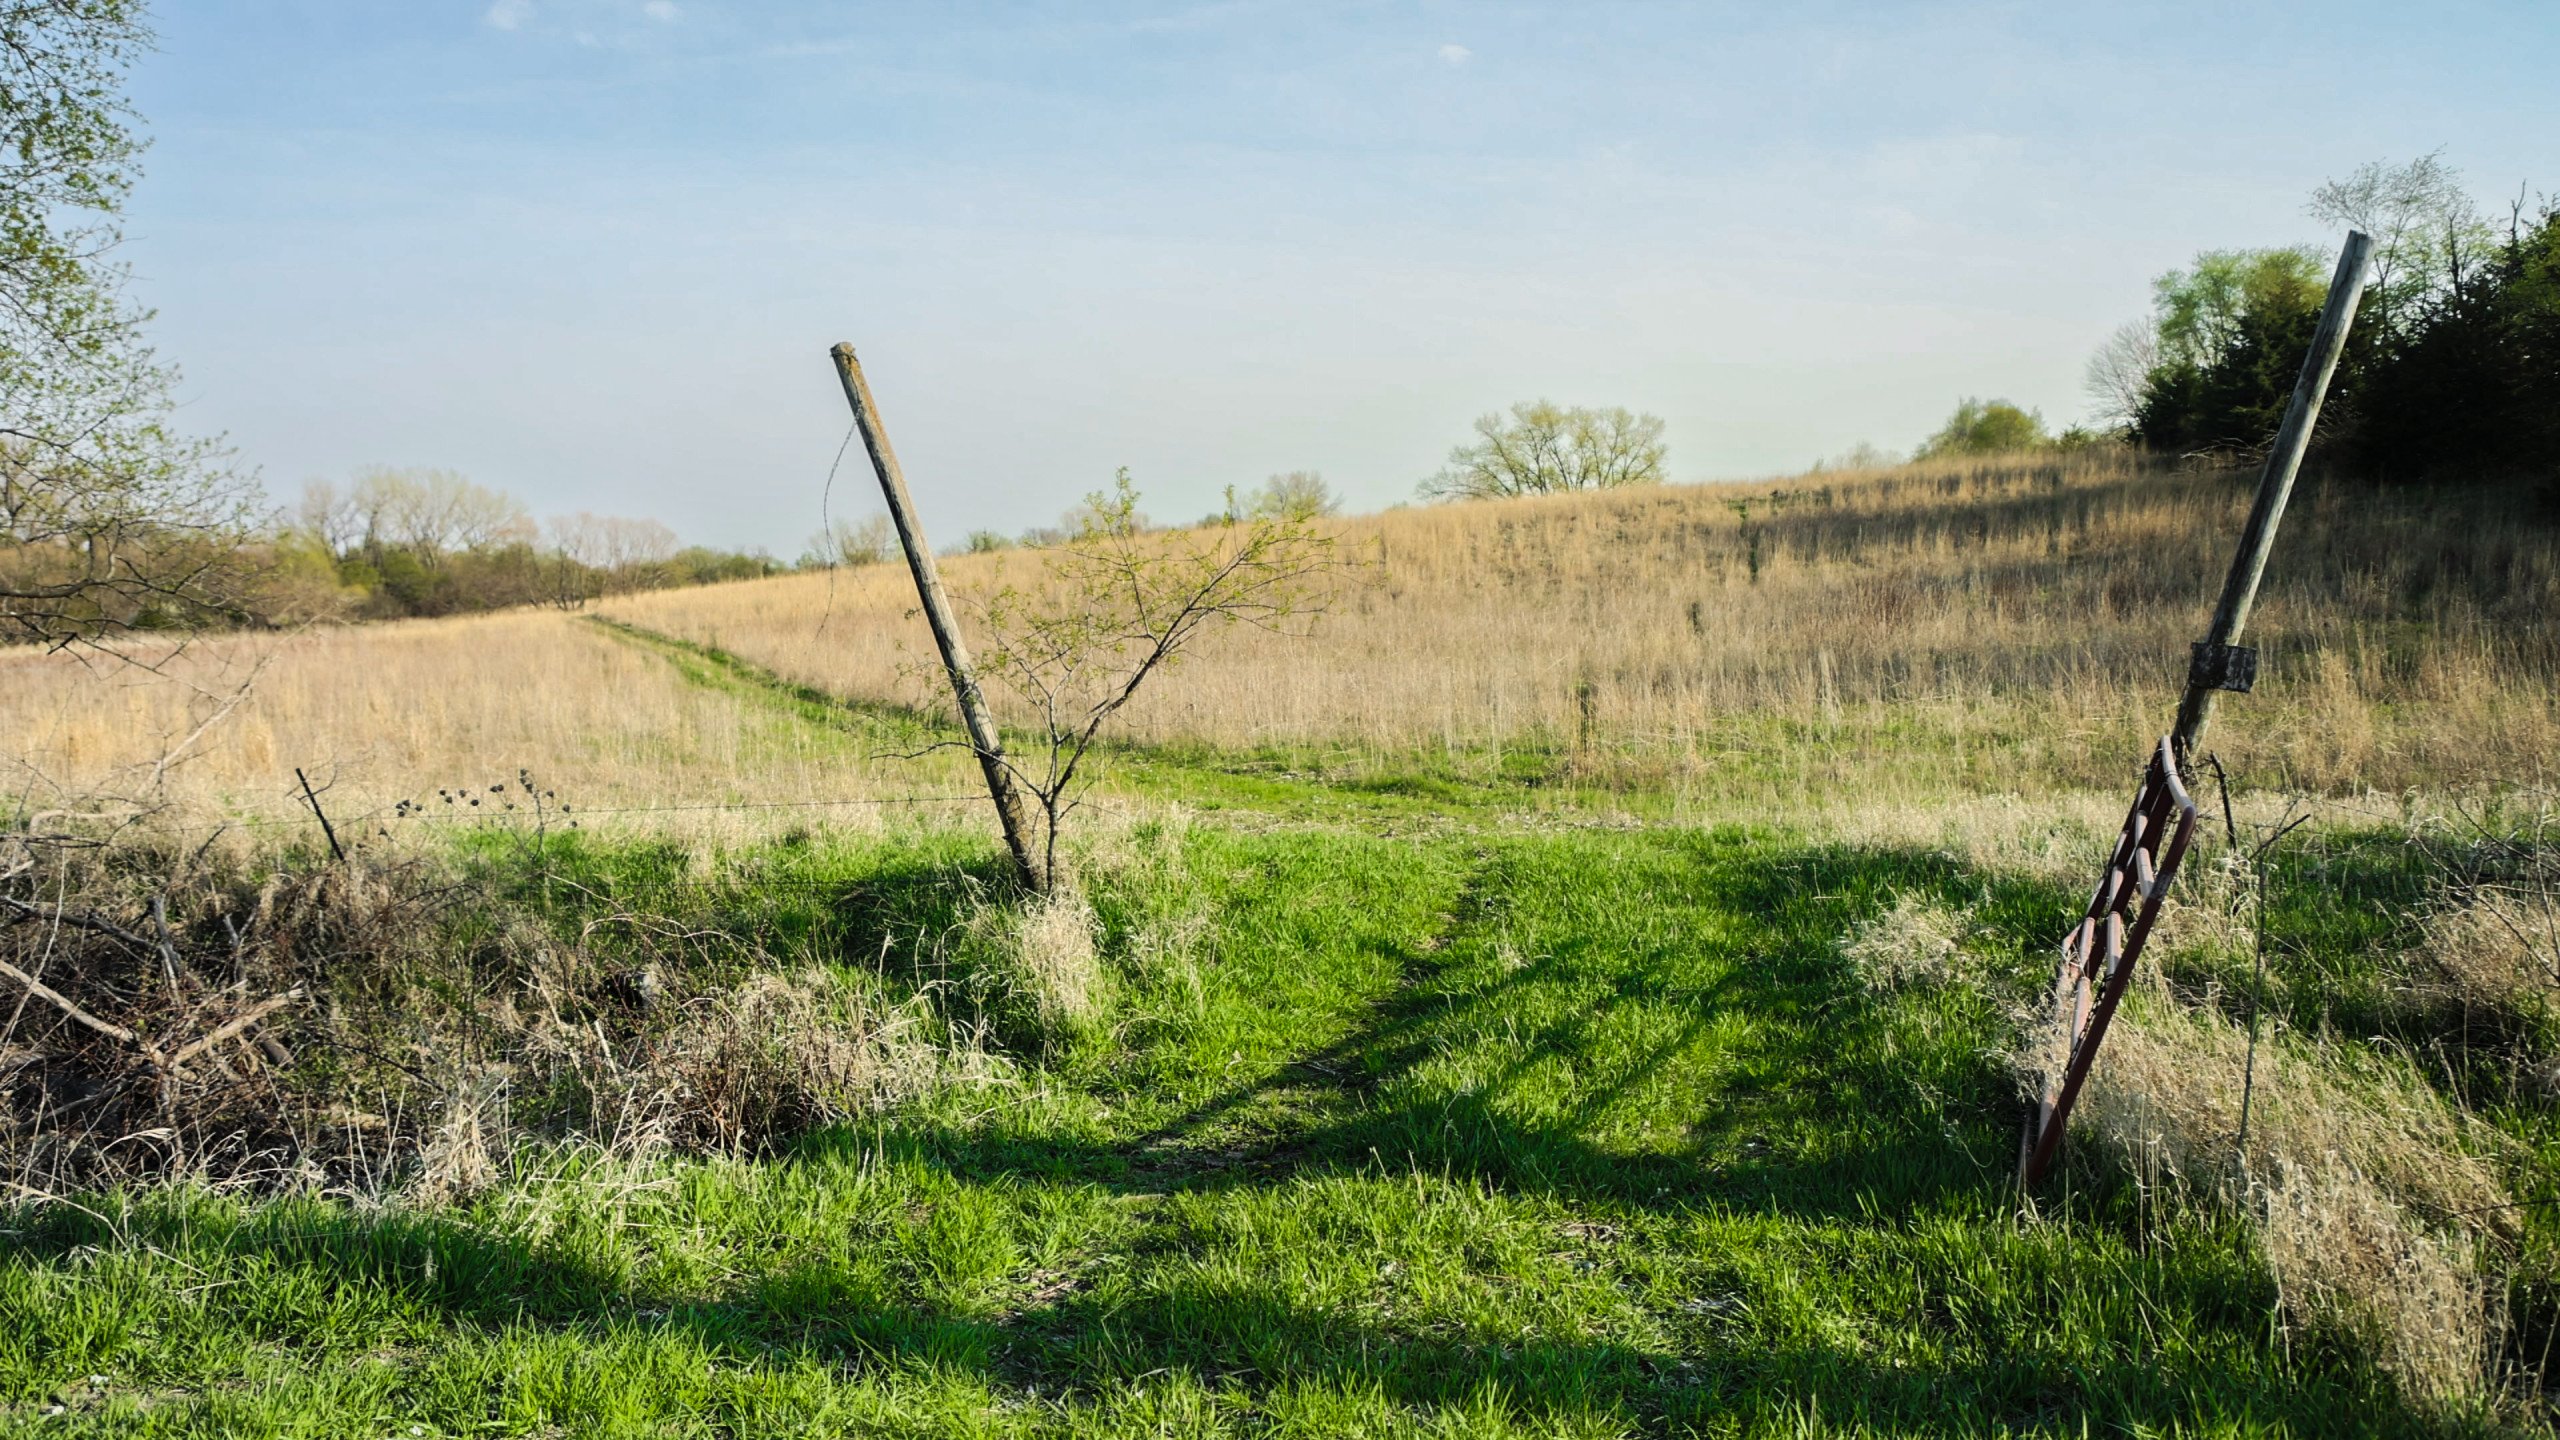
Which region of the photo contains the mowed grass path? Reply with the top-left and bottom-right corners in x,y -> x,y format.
0,818 -> 2437,1437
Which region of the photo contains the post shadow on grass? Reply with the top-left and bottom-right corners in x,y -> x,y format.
791,834 -> 2063,1225
1,1189 -> 2438,1436
0,833 -> 2458,1435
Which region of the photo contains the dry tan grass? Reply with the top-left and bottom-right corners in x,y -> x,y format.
1840,892 -> 1970,991
974,888 -> 1106,1049
0,609 -> 982,835
2260,1158 -> 2494,1407
603,451 -> 2560,801
10,453 -> 2547,838
2420,888 -> 2560,1020
2050,999 -> 2512,1403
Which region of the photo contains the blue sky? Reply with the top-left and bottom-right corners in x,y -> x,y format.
126,1 -> 2558,552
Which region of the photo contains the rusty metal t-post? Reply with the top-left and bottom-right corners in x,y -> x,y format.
828,343 -> 1046,892
2169,230 -> 2373,771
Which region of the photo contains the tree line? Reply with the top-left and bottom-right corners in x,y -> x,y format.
261,468 -> 785,622
2095,152 -> 2556,487
1839,154 -> 2555,483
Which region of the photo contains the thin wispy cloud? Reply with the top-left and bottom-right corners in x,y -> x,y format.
642,1 -> 680,21
483,0 -> 532,31
1438,42 -> 1472,67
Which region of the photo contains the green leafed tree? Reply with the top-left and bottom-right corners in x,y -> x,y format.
1913,398 -> 2049,459
2149,248 -> 2330,371
2130,247 -> 2330,457
1,1 -> 252,646
1422,401 -> 1666,500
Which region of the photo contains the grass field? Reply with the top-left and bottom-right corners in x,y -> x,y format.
5,461 -> 2557,1435
0,806 -> 2492,1436
603,453 -> 2560,802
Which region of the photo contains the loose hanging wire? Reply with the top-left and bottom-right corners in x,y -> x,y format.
815,420 -> 858,637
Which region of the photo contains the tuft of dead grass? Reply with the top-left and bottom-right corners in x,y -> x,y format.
1841,892 -> 1972,992
516,966 -> 957,1168
410,1070 -> 506,1208
2418,888 -> 2560,1024
2261,1157 -> 2495,1407
973,888 -> 1106,1051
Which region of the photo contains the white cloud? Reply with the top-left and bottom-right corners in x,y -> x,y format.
483,0 -> 531,30
1438,43 -> 1471,67
642,0 -> 680,20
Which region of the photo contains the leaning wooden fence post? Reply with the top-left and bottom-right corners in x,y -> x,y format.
2169,229 -> 2374,770
827,343 -> 1047,892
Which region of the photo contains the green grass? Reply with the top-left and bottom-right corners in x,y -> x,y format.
2,821 -> 2486,1436
4,627 -> 2543,1436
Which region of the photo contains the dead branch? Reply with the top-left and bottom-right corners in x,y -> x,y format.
0,956 -> 141,1045
0,892 -> 154,948
163,989 -> 302,1074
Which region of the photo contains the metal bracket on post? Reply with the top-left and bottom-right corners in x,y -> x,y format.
2186,642 -> 2258,695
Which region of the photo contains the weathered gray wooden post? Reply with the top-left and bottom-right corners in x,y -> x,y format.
828,343 -> 1046,892
2169,230 -> 2374,770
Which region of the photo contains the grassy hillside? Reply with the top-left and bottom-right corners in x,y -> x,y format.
605,452 -> 2560,802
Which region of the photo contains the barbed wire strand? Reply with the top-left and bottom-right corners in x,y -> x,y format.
220,792 -> 986,830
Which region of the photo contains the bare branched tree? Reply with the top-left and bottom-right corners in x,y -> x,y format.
2083,318 -> 2159,432
295,479 -> 364,555
342,467 -> 534,564
1423,401 -> 1666,500
953,470 -> 1334,889
2308,151 -> 2496,337
1242,470 -> 1338,521
546,511 -> 678,597
801,513 -> 897,570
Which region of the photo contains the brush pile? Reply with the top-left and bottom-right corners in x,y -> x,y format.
1,824 -> 960,1199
